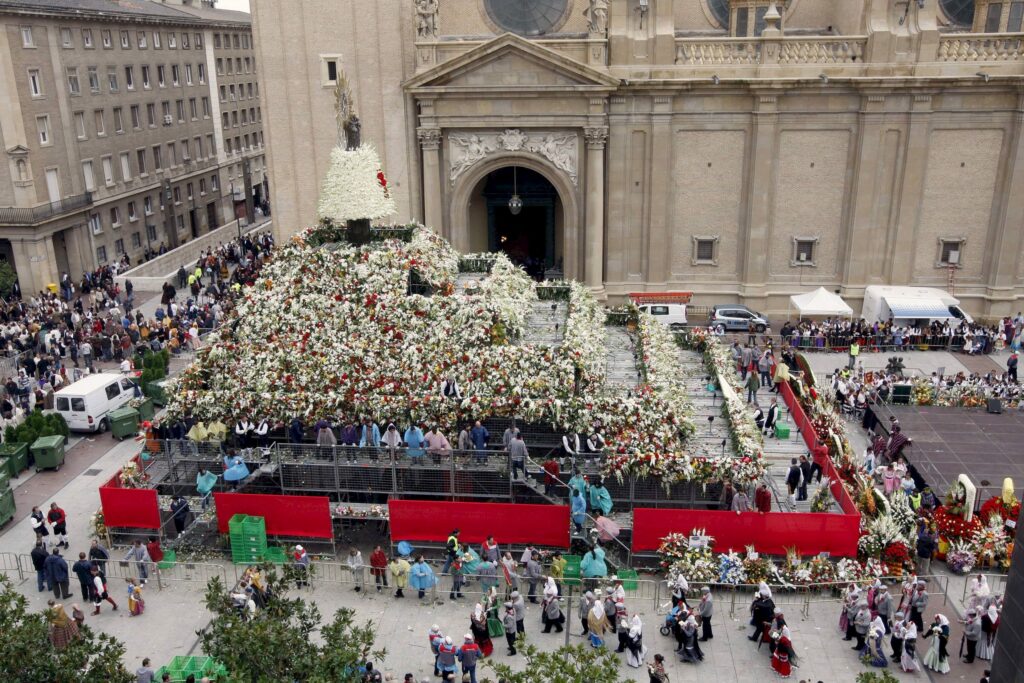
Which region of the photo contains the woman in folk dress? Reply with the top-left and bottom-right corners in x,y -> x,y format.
126,578 -> 145,616
921,614 -> 950,674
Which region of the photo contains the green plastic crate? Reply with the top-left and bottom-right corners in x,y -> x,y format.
156,656 -> 227,683
616,568 -> 639,592
157,549 -> 176,570
774,423 -> 791,439
261,546 -> 287,563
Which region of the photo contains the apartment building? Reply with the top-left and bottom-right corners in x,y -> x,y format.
0,0 -> 268,294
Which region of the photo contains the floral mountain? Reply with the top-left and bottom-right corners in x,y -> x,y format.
166,225 -> 767,484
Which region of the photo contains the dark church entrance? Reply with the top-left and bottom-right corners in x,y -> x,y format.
478,167 -> 562,280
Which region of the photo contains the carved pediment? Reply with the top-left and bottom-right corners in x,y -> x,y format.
6,145 -> 29,158
405,33 -> 619,92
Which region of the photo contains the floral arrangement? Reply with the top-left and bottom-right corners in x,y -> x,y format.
970,513 -> 1011,568
887,491 -> 918,540
933,504 -> 982,541
946,540 -> 977,574
718,550 -> 747,585
119,460 -> 148,489
742,546 -> 774,584
810,477 -> 834,512
317,144 -> 397,223
979,493 -> 1020,526
880,542 -> 913,573
660,530 -> 720,584
89,508 -> 107,541
332,504 -> 388,519
858,513 -> 910,559
636,315 -> 692,424
944,482 -> 970,517
561,282 -> 608,389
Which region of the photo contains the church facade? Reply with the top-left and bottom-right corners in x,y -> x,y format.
251,0 -> 1024,317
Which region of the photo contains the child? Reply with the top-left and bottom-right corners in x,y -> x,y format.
126,578 -> 145,616
71,603 -> 85,627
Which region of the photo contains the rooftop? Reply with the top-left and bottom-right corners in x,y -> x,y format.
0,0 -> 250,26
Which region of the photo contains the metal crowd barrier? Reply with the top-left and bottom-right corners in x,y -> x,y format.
960,572 -> 1007,606
677,327 -> 994,355
16,553 -> 229,592
0,551 -> 24,581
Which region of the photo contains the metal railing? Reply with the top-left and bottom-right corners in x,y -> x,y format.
0,552 -> 24,581
15,553 -> 228,591
684,327 -> 995,355
0,192 -> 92,225
960,573 -> 1007,606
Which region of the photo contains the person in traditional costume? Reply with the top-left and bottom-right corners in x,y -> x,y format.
677,615 -> 703,663
626,614 -> 648,668
770,632 -> 794,678
47,601 -> 79,650
126,578 -> 144,616
890,611 -> 906,663
541,590 -> 564,634
749,585 -> 776,642
968,574 -> 991,612
866,624 -> 888,667
978,601 -> 999,661
883,425 -> 910,463
840,584 -> 859,635
587,599 -> 611,649
469,603 -> 493,658
921,614 -> 951,674
900,613 -> 920,672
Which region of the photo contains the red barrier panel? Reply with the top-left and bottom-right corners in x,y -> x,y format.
631,507 -> 860,557
213,493 -> 333,539
99,486 -> 160,529
389,500 -> 570,548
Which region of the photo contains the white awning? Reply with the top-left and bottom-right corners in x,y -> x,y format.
789,287 -> 854,317
884,297 -> 954,320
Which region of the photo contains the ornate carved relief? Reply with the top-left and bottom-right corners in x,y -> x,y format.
584,127 -> 609,149
417,128 -> 442,150
448,129 -> 579,185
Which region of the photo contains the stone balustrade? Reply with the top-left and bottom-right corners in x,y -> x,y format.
674,39 -> 762,66
937,33 -> 1024,62
776,37 -> 866,64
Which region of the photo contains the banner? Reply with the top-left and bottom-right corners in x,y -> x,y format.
214,493 -> 333,539
99,486 -> 160,529
632,507 -> 859,557
389,500 -> 569,547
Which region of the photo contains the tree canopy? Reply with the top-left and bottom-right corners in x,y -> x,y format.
483,639 -> 628,683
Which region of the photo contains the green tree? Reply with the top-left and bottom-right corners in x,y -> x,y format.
0,261 -> 16,298
197,564 -> 383,682
0,575 -> 132,683
482,640 -> 627,683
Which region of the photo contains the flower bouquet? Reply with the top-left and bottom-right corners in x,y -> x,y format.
979,493 -> 1021,527
945,540 -> 977,574
718,550 -> 747,585
742,545 -> 774,584
89,508 -> 108,541
970,513 -> 1010,568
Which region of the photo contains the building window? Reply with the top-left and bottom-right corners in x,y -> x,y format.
181,138 -> 191,160
1011,2 -> 1024,31
147,223 -> 157,242
96,245 -> 107,263
115,238 -> 124,255
82,160 -> 95,192
938,238 -> 964,267
185,64 -> 193,85
692,237 -> 719,265
74,112 -> 87,139
189,98 -> 198,120
199,178 -> 206,194
176,99 -> 185,122
101,156 -> 114,185
66,67 -> 80,95
60,27 -> 72,48
128,201 -> 138,221
172,64 -> 180,85
137,31 -> 147,49
120,152 -> 131,180
219,85 -> 226,101
113,107 -> 124,133
176,215 -> 185,232
985,2 -> 1003,32
107,67 -> 118,92
182,33 -> 190,49
36,115 -> 50,145
210,173 -> 219,191
88,66 -> 99,93
101,29 -> 112,48
21,26 -> 34,48
147,103 -> 156,126
137,148 -> 147,174
141,65 -> 150,88
222,112 -> 229,129
152,145 -> 162,170
225,137 -> 232,154
241,109 -> 248,125
130,105 -> 141,129
198,63 -> 206,83
144,195 -> 153,215
162,101 -> 172,120
125,66 -> 134,89
233,34 -> 240,49
242,34 -> 249,49
216,58 -> 224,75
110,206 -> 120,227
168,32 -> 176,49
195,136 -> 203,158
131,232 -> 142,248
157,65 -> 165,87
201,97 -> 210,117
206,134 -> 214,157
168,142 -> 177,166
94,109 -> 105,136
229,84 -> 236,100
120,30 -> 130,49
325,58 -> 339,85
791,237 -> 818,267
153,31 -> 161,49
214,33 -> 221,48
244,57 -> 250,73
195,33 -> 203,49
227,58 -> 233,75
88,213 -> 102,235
82,29 -> 93,48
28,69 -> 42,97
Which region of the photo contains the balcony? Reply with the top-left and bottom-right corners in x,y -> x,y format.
0,193 -> 92,225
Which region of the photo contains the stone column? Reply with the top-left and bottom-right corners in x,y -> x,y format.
889,94 -> 934,283
741,94 -> 779,297
584,127 -> 608,295
417,128 -> 443,234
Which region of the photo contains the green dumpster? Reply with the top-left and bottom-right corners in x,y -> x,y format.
0,487 -> 14,526
109,407 -> 140,440
0,442 -> 28,476
136,397 -> 155,421
145,379 -> 169,407
31,435 -> 65,472
0,466 -> 9,491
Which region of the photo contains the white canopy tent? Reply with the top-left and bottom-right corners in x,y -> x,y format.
789,287 -> 854,318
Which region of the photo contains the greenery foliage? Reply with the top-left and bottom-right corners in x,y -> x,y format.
0,262 -> 17,298
0,575 -> 132,683
4,409 -> 68,445
483,640 -> 627,683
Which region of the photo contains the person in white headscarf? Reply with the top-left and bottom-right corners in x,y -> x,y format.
978,601 -> 999,660
587,599 -> 610,648
758,581 -> 773,600
625,614 -> 647,667
900,612 -> 920,672
671,573 -> 689,608
968,574 -> 990,612
921,614 -> 950,673
543,576 -> 557,600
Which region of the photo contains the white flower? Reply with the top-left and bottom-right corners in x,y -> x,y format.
317,144 -> 397,223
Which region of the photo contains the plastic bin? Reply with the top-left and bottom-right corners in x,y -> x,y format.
261,546 -> 288,564
156,549 -> 177,570
616,568 -> 639,592
136,397 -> 155,421
0,487 -> 14,526
0,466 -> 10,491
109,407 -> 140,440
30,435 -> 65,472
145,379 -> 169,407
774,423 -> 791,439
0,442 -> 28,476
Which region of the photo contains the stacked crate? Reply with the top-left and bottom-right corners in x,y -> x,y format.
228,514 -> 267,564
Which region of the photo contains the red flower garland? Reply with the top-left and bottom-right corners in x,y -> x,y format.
979,495 -> 1021,526
933,504 -> 982,541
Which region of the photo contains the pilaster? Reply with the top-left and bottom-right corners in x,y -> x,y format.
417,127 -> 443,235
584,126 -> 608,297
889,93 -> 934,284
646,95 -> 673,286
741,93 -> 780,291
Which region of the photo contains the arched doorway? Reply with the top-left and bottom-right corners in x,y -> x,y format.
467,166 -> 563,280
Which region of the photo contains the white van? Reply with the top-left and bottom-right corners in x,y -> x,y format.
55,373 -> 138,432
861,286 -> 974,325
638,303 -> 688,329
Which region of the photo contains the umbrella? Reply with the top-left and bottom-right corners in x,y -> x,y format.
595,515 -> 620,542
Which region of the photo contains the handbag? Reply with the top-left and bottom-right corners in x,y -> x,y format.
487,617 -> 505,638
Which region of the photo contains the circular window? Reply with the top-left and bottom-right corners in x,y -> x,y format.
939,0 -> 975,25
484,0 -> 569,37
707,0 -> 729,28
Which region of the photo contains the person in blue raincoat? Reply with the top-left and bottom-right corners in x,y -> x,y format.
405,423 -> 426,464
588,475 -> 612,516
571,488 -> 587,533
410,554 -> 438,599
580,544 -> 608,592
196,467 -> 219,510
222,451 -> 250,489
568,469 -> 588,498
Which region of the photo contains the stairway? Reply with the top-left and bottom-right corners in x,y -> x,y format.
520,300 -> 567,347
604,326 -> 640,389
454,271 -> 487,295
677,347 -> 734,457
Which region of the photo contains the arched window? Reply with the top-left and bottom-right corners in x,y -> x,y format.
15,159 -> 27,181
939,0 -> 975,25
484,0 -> 569,36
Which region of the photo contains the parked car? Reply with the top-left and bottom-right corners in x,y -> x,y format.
54,373 -> 137,433
710,305 -> 770,333
637,303 -> 687,329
